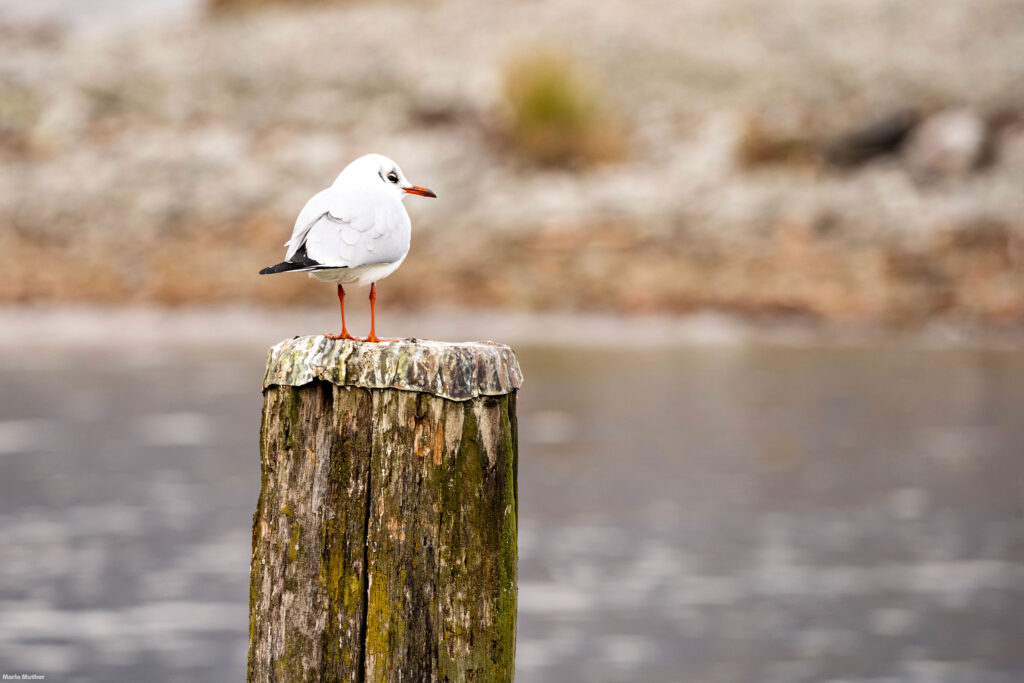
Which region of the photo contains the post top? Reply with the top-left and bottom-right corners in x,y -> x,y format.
263,335 -> 523,401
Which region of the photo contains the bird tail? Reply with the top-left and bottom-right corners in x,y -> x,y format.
260,244 -> 329,275
259,260 -> 316,275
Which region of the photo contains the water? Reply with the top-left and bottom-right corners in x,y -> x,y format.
0,343 -> 1022,682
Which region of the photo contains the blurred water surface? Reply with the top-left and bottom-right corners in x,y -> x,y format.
0,342 -> 1022,682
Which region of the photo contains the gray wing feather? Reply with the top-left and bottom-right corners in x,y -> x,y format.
285,185 -> 410,268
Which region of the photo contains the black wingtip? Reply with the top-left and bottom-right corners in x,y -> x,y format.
260,262 -> 299,275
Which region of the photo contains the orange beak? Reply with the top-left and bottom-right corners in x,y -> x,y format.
402,185 -> 437,198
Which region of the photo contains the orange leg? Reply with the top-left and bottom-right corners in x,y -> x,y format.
364,282 -> 397,343
325,284 -> 360,341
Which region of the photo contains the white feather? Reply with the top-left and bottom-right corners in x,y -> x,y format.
284,183 -> 410,270
271,153 -> 432,289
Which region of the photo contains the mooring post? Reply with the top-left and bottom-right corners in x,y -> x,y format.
248,336 -> 522,682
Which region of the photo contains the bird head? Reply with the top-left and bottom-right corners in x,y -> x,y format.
334,153 -> 437,202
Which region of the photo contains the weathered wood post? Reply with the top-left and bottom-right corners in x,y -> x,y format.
249,336 -> 522,682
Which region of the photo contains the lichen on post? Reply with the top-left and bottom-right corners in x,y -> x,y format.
249,336 -> 522,683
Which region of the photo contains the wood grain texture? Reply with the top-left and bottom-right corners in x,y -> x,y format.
249,340 -> 519,682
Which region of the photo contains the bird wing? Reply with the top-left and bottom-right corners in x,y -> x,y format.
284,188 -> 331,261
284,185 -> 410,268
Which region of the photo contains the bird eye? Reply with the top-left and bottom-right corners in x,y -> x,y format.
386,172 -> 399,183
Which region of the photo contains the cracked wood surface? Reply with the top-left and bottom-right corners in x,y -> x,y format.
249,339 -> 519,682
263,336 -> 523,401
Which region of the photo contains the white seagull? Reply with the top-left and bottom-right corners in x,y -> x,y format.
260,154 -> 436,342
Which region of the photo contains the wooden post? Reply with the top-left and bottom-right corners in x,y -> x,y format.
248,336 -> 522,683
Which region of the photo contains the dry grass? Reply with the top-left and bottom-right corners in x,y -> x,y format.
737,111 -> 824,168
500,51 -> 625,168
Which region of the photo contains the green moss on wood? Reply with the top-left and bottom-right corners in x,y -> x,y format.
287,523 -> 300,562
252,353 -> 518,683
276,632 -> 314,682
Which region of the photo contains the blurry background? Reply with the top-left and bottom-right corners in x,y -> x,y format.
1,0 -> 1023,681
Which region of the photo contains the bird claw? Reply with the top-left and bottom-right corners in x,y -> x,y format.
325,332 -> 361,341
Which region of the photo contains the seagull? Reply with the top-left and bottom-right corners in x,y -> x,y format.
260,154 -> 436,342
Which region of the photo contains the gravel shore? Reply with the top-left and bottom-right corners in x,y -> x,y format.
2,0 -> 1023,324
